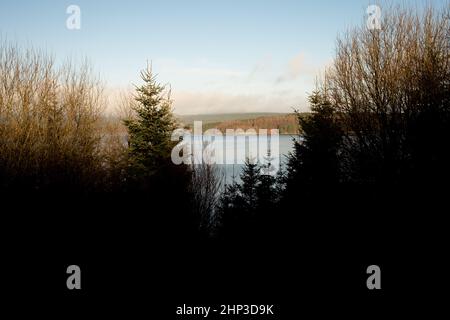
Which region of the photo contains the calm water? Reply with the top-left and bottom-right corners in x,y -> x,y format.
188,134 -> 296,184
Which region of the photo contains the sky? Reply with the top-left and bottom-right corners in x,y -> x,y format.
0,0 -> 437,114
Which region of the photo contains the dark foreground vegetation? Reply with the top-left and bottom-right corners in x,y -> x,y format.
2,4 -> 449,311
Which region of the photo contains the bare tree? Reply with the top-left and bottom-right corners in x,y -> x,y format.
324,3 -> 450,184
190,147 -> 224,234
0,40 -> 105,190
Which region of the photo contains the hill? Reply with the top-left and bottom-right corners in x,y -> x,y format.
177,113 -> 301,134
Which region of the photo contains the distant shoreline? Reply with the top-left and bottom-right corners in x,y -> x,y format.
178,112 -> 302,135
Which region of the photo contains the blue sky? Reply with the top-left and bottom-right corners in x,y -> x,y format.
0,0 -> 436,114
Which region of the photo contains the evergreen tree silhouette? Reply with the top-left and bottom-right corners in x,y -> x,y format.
284,90 -> 342,202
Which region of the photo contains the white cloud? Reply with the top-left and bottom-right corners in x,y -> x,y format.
102,55 -> 332,115
171,90 -> 307,115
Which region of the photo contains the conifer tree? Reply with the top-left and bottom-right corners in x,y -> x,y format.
238,158 -> 260,212
256,151 -> 278,210
124,64 -> 177,178
285,90 -> 342,192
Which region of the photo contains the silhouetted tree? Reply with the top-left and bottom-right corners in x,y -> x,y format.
216,180 -> 240,235
256,151 -> 279,211
217,156 -> 283,239
326,4 -> 450,190
191,160 -> 224,235
239,158 -> 261,213
279,4 -> 450,255
283,90 -> 342,203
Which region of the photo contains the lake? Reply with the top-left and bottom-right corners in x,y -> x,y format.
185,134 -> 296,185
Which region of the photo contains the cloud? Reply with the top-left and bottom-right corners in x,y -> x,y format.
275,52 -> 334,85
102,55 -> 326,115
171,90 -> 307,115
103,85 -> 309,116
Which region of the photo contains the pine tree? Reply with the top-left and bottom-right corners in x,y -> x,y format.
124,64 -> 177,178
256,150 -> 278,209
238,158 -> 260,212
286,90 -> 342,188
